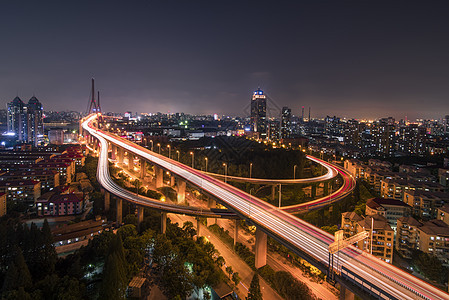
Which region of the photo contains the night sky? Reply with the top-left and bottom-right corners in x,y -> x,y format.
1,1 -> 448,120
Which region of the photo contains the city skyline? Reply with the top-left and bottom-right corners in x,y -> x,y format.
1,1 -> 448,120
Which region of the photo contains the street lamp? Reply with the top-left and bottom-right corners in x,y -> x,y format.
176,150 -> 180,161
223,163 -> 227,183
293,165 -> 297,180
150,140 -> 154,152
157,143 -> 161,154
204,157 -> 208,172
190,152 -> 194,168
167,145 -> 171,159
249,162 -> 253,179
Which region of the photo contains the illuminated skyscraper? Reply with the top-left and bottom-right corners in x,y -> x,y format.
281,106 -> 292,139
7,96 -> 27,141
6,96 -> 44,145
250,88 -> 267,139
27,96 -> 44,146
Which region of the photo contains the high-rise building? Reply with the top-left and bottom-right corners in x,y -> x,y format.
7,97 -> 27,141
397,124 -> 426,155
6,96 -> 44,145
268,120 -> 280,141
344,119 -> 364,148
27,96 -> 44,146
443,115 -> 449,134
374,117 -> 396,156
250,88 -> 267,139
280,106 -> 292,139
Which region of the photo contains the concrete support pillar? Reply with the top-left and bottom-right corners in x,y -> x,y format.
111,144 -> 116,160
155,166 -> 164,188
177,179 -> 186,203
161,212 -> 167,234
140,159 -> 146,179
127,152 -> 134,171
137,206 -> 144,231
339,285 -> 355,300
196,218 -> 201,237
255,227 -> 267,269
117,148 -> 124,164
233,219 -> 239,247
271,184 -> 276,201
116,197 -> 123,226
324,181 -> 329,195
311,184 -> 317,198
170,175 -> 175,187
104,191 -> 110,211
207,197 -> 217,225
208,198 -> 216,208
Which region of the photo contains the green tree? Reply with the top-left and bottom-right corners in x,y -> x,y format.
2,247 -> 32,293
412,250 -> 446,283
159,256 -> 194,299
99,253 -> 127,300
246,273 -> 262,300
123,214 -> 138,227
215,256 -> 225,267
3,287 -> 33,300
55,275 -> 85,300
41,219 -> 58,277
182,221 -> 196,238
225,266 -> 233,279
321,225 -> 339,235
232,272 -> 241,286
117,224 -> 138,242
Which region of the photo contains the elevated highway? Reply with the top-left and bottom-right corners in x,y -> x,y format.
82,114 -> 449,300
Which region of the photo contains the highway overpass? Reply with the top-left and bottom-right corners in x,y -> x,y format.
82,114 -> 449,300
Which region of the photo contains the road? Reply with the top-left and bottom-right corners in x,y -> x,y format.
83,114 -> 449,300
169,213 -> 282,300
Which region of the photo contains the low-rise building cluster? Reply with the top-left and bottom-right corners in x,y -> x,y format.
0,145 -> 86,216
342,158 -> 449,267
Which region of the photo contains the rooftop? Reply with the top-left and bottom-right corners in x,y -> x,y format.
366,197 -> 411,209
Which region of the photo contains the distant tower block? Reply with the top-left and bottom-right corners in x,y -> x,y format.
250,88 -> 267,139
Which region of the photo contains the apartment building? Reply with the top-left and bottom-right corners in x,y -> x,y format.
36,193 -> 84,216
341,212 -> 394,263
404,190 -> 449,220
0,180 -> 41,204
365,197 -> 411,230
396,216 -> 422,259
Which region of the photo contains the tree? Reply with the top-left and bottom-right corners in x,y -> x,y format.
123,214 -> 138,227
321,225 -> 338,235
215,256 -> 225,267
412,250 -> 446,283
2,247 -> 32,293
159,255 -> 194,299
40,219 -> 58,277
117,224 -> 138,242
99,253 -> 127,300
225,266 -> 233,279
232,272 -> 241,286
55,275 -> 85,300
3,287 -> 33,300
246,273 -> 262,300
182,221 -> 196,238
